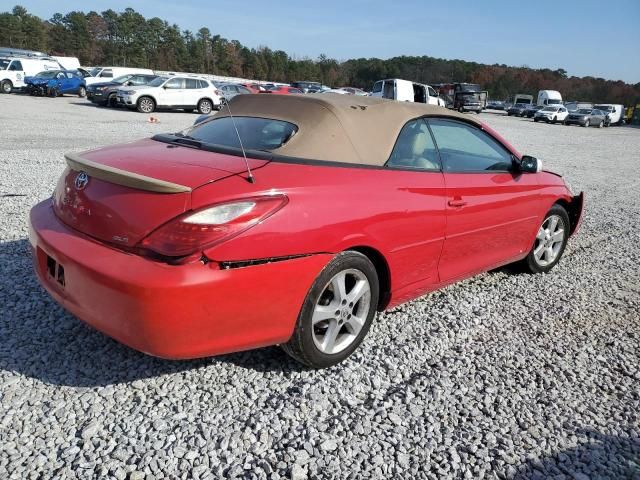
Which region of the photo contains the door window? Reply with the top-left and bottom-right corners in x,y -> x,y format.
9,60 -> 23,71
386,119 -> 440,171
100,69 -> 113,78
428,119 -> 513,173
164,78 -> 184,89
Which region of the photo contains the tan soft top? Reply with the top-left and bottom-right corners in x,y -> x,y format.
217,93 -> 480,166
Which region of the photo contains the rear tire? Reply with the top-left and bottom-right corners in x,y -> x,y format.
282,251 -> 379,368
136,96 -> 155,113
197,98 -> 213,114
520,205 -> 570,274
1,80 -> 13,94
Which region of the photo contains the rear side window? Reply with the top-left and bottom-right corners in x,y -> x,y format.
185,78 -> 198,89
428,119 -> 513,173
386,119 -> 440,171
372,81 -> 382,93
186,117 -> 298,151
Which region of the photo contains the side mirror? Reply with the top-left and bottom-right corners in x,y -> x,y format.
125,81 -> 133,86
519,155 -> 543,173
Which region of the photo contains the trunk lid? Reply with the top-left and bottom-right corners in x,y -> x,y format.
53,138 -> 268,248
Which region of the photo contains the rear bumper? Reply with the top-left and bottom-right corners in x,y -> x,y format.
29,199 -> 331,359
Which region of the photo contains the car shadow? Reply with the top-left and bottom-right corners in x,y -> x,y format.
513,429 -> 640,479
0,239 -> 306,388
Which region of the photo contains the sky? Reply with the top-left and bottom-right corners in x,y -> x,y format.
11,0 -> 640,83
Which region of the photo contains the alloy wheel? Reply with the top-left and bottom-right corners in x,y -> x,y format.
311,269 -> 371,355
533,215 -> 565,267
139,98 -> 154,113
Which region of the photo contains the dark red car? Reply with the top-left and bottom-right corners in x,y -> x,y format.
29,95 -> 583,368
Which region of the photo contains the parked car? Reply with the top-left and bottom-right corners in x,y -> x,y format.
564,108 -> 608,127
85,66 -> 154,85
260,85 -> 303,95
29,94 -> 583,368
564,101 -> 594,112
117,76 -> 223,113
486,101 -> 505,110
218,83 -> 255,103
24,70 -> 86,97
534,105 -> 569,123
507,103 -> 529,116
290,81 -> 322,93
87,74 -> 158,107
337,87 -> 368,96
525,104 -> 545,118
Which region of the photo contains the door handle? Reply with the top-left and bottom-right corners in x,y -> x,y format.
448,199 -> 467,207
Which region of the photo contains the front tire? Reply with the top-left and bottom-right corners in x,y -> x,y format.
78,86 -> 86,97
598,120 -> 604,128
521,205 -> 570,274
136,96 -> 155,113
197,98 -> 213,114
282,251 -> 379,368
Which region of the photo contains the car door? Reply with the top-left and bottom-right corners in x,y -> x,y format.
8,60 -> 25,87
382,118 -> 447,302
158,77 -> 184,106
428,118 -> 543,282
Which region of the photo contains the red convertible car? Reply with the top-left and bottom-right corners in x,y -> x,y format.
29,95 -> 583,368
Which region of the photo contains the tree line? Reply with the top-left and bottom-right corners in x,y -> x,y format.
2,5 -> 639,105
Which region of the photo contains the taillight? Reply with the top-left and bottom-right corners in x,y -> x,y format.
139,195 -> 288,257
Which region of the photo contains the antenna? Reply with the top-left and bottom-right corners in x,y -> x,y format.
222,98 -> 255,183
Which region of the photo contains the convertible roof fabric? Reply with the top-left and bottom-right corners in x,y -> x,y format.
215,93 -> 480,166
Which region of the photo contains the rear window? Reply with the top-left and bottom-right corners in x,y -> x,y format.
186,116 -> 298,151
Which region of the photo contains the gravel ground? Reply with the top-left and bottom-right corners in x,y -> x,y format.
0,95 -> 638,480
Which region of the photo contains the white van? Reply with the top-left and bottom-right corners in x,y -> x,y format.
593,104 -> 625,125
0,57 -> 60,93
513,93 -> 534,105
537,90 -> 563,106
371,78 -> 445,106
85,66 -> 154,85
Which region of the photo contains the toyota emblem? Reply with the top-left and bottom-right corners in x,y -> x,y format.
74,172 -> 89,190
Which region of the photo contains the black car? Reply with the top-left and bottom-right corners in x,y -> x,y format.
525,105 -> 544,118
87,74 -> 158,107
507,103 -> 529,116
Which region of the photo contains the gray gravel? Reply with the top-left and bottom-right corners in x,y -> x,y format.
1,94 -> 639,479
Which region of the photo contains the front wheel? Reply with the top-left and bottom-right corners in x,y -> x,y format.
136,96 -> 155,113
521,205 -> 570,274
282,251 -> 379,368
598,120 -> 604,128
78,86 -> 86,98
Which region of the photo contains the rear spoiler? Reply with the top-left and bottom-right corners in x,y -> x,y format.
65,152 -> 192,194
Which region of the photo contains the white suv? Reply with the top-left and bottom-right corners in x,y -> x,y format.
534,105 -> 569,124
117,76 -> 223,114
